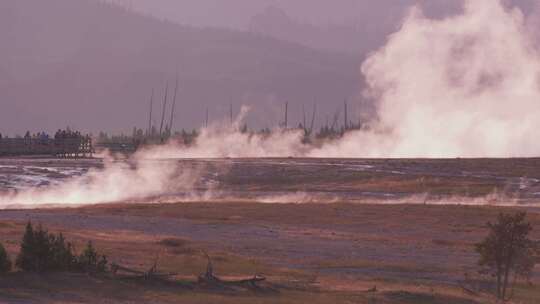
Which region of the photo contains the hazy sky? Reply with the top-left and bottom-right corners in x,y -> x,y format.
3,0 -> 540,135
107,0 -> 383,28
104,0 -> 537,30
105,0 -> 459,29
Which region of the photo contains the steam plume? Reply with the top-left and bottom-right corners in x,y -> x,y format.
0,153 -> 201,208
313,0 -> 540,158
144,0 -> 540,159
138,106 -> 309,159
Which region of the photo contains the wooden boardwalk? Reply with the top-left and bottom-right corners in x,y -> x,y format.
0,137 -> 94,158
94,142 -> 138,154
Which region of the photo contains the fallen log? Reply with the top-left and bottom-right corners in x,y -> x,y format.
110,262 -> 177,280
459,284 -> 478,296
198,251 -> 266,288
198,273 -> 266,286
111,263 -> 144,276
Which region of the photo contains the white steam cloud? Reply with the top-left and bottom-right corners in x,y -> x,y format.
134,0 -> 540,159
138,105 -> 309,159
311,0 -> 540,158
0,153 -> 202,208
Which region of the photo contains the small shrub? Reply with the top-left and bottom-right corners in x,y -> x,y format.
158,238 -> 188,248
49,232 -> 76,271
77,241 -> 108,273
0,242 -> 12,273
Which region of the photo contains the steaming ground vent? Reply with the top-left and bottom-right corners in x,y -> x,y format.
1,157 -> 540,208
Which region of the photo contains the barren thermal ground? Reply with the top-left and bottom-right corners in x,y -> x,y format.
3,157 -> 540,206
0,158 -> 538,303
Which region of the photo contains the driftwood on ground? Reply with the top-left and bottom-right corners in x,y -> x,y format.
197,251 -> 266,289
108,251 -> 267,291
110,255 -> 177,280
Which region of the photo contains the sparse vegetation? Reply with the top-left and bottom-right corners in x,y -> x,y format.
78,241 -> 108,273
16,222 -> 76,272
15,221 -> 108,273
0,204 -> 536,303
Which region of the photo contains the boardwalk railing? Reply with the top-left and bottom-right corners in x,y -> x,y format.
0,137 -> 94,158
94,142 -> 138,154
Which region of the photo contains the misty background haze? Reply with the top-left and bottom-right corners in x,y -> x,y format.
1,0 -> 540,135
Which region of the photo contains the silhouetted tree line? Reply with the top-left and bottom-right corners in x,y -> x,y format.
0,131 -> 50,141
96,128 -> 199,149
95,121 -> 369,152
315,122 -> 363,140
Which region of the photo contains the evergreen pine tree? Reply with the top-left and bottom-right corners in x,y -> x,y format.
0,242 -> 12,273
16,221 -> 36,271
476,212 -> 537,300
32,224 -> 51,272
50,233 -> 75,271
77,241 -> 108,273
16,221 -> 76,272
79,241 -> 98,272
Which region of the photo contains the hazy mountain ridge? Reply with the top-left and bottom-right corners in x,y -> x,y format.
248,5 -> 403,55
247,0 -> 538,55
0,0 -> 361,134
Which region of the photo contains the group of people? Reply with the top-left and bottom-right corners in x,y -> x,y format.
23,131 -> 51,142
0,129 -> 89,143
54,129 -> 84,140
0,129 -> 93,157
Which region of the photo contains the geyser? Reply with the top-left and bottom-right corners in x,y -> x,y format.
141,0 -> 540,159
311,0 -> 540,158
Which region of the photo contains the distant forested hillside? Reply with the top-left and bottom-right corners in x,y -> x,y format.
0,0 -> 361,134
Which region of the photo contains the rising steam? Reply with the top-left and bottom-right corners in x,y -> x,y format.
137,105 -> 309,159
2,0 -> 540,208
312,0 -> 540,158
0,153 -> 202,208
143,0 -> 540,159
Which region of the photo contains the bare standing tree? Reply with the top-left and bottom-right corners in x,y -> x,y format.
168,75 -> 179,135
475,212 -> 538,301
159,82 -> 169,141
147,88 -> 154,137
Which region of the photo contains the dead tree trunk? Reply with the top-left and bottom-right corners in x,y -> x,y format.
159,82 -> 169,140
147,88 -> 154,137
284,101 -> 288,129
168,75 -> 179,134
